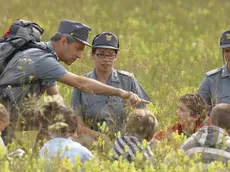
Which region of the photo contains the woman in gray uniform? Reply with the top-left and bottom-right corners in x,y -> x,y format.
198,30 -> 230,111
71,32 -> 150,141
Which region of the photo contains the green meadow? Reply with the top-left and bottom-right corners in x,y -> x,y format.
1,0 -> 230,171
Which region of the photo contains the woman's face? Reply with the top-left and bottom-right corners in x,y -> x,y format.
92,48 -> 117,73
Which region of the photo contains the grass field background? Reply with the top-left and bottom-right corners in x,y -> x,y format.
1,0 -> 230,171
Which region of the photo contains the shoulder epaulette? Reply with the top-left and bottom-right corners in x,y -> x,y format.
117,70 -> 134,78
205,67 -> 222,76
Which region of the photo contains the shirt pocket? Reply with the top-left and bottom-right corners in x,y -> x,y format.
83,94 -> 108,118
212,78 -> 230,104
218,93 -> 230,104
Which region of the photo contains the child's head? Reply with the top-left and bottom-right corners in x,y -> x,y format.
0,103 -> 9,132
19,96 -> 77,140
43,100 -> 77,138
126,109 -> 158,141
176,93 -> 207,127
210,103 -> 230,133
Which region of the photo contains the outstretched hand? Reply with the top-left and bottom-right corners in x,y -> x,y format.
120,90 -> 150,108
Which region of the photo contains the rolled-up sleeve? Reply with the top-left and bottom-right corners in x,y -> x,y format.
35,55 -> 67,83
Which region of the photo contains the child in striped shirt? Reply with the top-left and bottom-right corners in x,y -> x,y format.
113,109 -> 158,164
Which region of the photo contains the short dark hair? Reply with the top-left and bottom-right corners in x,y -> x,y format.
210,103 -> 230,130
50,32 -> 77,44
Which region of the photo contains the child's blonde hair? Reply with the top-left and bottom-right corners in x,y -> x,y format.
126,109 -> 158,140
19,96 -> 77,139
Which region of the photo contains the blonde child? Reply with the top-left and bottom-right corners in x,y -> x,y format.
113,109 -> 158,163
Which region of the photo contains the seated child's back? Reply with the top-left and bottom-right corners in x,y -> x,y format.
113,109 -> 158,164
24,97 -> 94,163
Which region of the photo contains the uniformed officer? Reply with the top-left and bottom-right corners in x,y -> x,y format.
0,21 -> 148,143
71,32 -> 151,139
198,30 -> 230,110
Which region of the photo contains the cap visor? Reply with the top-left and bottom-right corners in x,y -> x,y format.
93,45 -> 119,50
73,36 -> 91,47
220,44 -> 230,48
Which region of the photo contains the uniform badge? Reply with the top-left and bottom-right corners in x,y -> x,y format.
105,34 -> 112,41
226,33 -> 230,39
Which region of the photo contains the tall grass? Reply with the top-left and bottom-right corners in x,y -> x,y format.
1,0 -> 230,171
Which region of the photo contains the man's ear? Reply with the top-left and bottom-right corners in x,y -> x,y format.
59,36 -> 67,45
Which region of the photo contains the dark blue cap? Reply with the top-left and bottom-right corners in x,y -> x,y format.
58,20 -> 91,46
92,32 -> 119,50
220,30 -> 230,48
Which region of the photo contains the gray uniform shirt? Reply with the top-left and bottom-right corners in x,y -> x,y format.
0,41 -> 67,107
198,64 -> 230,106
71,69 -> 150,132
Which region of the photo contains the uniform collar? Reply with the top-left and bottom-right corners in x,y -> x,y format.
47,41 -> 55,53
221,64 -> 230,78
47,41 -> 59,61
92,68 -> 120,83
111,69 -> 120,83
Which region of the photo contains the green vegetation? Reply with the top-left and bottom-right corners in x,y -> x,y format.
1,0 -> 230,171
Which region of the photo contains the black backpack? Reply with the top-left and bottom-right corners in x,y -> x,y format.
0,19 -> 47,74
0,19 -> 48,106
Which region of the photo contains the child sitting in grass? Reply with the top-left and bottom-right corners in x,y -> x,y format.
17,96 -> 93,163
154,93 -> 208,140
113,109 -> 158,164
180,103 -> 230,166
38,97 -> 93,163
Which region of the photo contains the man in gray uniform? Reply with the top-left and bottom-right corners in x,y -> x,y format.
71,32 -> 150,140
198,30 -> 230,111
0,21 -> 147,143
